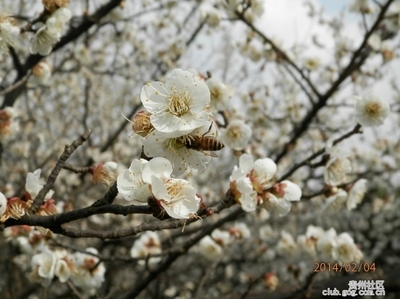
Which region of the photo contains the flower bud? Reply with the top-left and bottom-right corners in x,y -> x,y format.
42,0 -> 70,12
132,111 -> 153,137
32,61 -> 52,85
0,107 -> 18,141
92,162 -> 118,188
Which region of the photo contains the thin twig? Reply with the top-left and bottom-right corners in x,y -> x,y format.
0,71 -> 31,96
29,130 -> 92,213
279,124 -> 362,181
62,163 -> 92,173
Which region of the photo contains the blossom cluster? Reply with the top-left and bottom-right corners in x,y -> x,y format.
130,231 -> 162,265
279,225 -> 364,263
9,228 -> 105,291
133,69 -> 229,176
0,169 -> 54,223
197,223 -> 251,260
30,4 -> 71,56
117,157 -> 201,219
0,107 -> 19,142
0,14 -> 20,56
230,154 -> 302,216
324,179 -> 368,212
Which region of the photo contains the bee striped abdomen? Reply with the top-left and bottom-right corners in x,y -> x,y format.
184,136 -> 224,152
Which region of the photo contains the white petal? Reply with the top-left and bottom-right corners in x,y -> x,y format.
281,180 -> 302,201
0,192 -> 7,217
239,154 -> 254,174
142,158 -> 173,183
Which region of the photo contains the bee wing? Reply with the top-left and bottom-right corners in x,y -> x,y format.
204,151 -> 219,158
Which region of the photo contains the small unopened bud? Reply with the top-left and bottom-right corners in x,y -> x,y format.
32,61 -> 52,85
1,196 -> 32,222
42,0 -> 70,12
264,272 -> 278,291
92,162 -> 118,188
36,199 -> 57,216
0,107 -> 18,141
132,111 -> 153,137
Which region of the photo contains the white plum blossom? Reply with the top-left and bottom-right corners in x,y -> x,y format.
349,0 -> 375,14
30,61 -> 53,86
130,231 -> 162,265
262,180 -> 302,216
117,159 -> 152,205
324,139 -> 352,186
46,8 -> 71,37
297,234 -> 317,256
277,231 -> 298,256
92,161 -> 118,187
141,69 -> 210,134
0,192 -> 7,218
332,232 -> 363,263
316,228 -> 337,261
233,177 -> 257,212
0,14 -> 20,55
230,154 -> 301,215
305,225 -> 325,240
354,94 -> 390,127
143,122 -> 217,176
324,189 -> 348,212
201,7 -> 221,27
211,229 -> 232,246
54,252 -> 71,283
206,77 -> 231,110
229,222 -> 251,239
30,247 -> 57,287
231,154 -> 277,192
367,33 -> 381,51
30,25 -> 59,56
304,57 -> 321,71
384,1 -> 400,32
142,158 -> 201,219
0,107 -> 19,142
30,8 -> 71,56
70,248 -> 106,291
220,119 -> 252,150
25,169 -> 54,200
198,236 -> 223,260
346,179 -> 368,210
259,224 -> 274,241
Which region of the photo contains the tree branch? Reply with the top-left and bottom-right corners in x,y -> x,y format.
29,130 -> 92,213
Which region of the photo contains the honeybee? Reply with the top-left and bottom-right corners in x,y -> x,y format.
182,122 -> 224,156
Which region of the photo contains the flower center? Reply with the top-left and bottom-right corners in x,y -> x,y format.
364,102 -> 381,116
165,180 -> 185,203
165,135 -> 194,156
227,125 -> 241,139
167,86 -> 191,116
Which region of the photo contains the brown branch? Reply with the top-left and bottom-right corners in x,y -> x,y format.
29,130 -> 92,213
91,181 -> 118,206
5,203 -> 153,228
62,163 -> 92,173
279,124 -> 362,181
0,71 -> 31,96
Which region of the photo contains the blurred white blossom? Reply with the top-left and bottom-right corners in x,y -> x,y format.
354,94 -> 390,127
